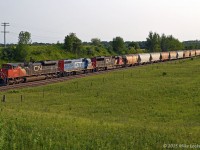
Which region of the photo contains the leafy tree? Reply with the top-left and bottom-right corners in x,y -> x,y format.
15,31 -> 31,61
15,44 -> 28,61
161,34 -> 183,51
128,42 -> 140,50
183,40 -> 200,50
1,46 -> 15,61
64,33 -> 82,55
147,32 -> 183,52
18,31 -> 31,45
160,34 -> 168,51
146,32 -> 161,52
91,38 -> 101,46
112,36 -> 126,54
138,41 -> 147,49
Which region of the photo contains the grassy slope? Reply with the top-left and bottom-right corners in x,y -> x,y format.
0,58 -> 200,149
27,45 -> 71,61
0,45 -> 115,66
27,45 -> 115,61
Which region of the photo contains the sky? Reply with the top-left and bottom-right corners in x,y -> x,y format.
0,0 -> 200,43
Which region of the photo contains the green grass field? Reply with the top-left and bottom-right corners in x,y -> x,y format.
0,58 -> 200,149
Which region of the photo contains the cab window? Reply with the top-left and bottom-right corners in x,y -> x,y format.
2,64 -> 12,69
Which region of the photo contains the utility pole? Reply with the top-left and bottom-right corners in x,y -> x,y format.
1,22 -> 9,48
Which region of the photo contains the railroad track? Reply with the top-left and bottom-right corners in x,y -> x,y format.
0,66 -> 133,92
0,58 -> 192,92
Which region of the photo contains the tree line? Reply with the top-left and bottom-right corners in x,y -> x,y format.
1,31 -> 200,62
146,32 -> 184,52
61,32 -> 200,54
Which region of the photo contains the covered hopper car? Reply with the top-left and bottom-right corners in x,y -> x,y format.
169,51 -> 178,60
190,50 -> 196,57
123,54 -> 138,66
160,52 -> 170,61
177,51 -> 184,59
138,53 -> 151,64
150,53 -> 161,63
196,50 -> 200,56
183,50 -> 191,58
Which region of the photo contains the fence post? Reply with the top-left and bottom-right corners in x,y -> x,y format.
21,95 -> 23,102
2,95 -> 5,102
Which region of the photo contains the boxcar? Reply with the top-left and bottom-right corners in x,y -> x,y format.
183,50 -> 191,58
122,54 -> 138,66
138,53 -> 151,64
190,50 -> 196,57
150,53 -> 160,63
177,51 -> 184,59
169,51 -> 178,60
160,52 -> 170,61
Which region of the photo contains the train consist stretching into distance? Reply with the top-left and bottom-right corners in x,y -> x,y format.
0,50 -> 199,85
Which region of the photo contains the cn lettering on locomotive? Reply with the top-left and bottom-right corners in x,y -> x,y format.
105,58 -> 111,63
34,65 -> 42,71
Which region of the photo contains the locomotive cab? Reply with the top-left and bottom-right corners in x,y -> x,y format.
0,64 -> 12,85
0,63 -> 26,85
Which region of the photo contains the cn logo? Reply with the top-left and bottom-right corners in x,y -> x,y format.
106,59 -> 111,63
34,65 -> 42,71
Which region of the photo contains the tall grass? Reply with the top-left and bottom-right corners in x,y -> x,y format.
0,58 -> 200,149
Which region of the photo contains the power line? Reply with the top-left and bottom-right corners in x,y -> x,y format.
1,22 -> 10,48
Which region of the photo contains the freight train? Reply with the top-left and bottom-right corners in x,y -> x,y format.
0,50 -> 199,85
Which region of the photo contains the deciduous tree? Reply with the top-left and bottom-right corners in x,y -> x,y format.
112,36 -> 126,54
64,33 -> 82,54
15,31 -> 31,61
146,32 -> 161,52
